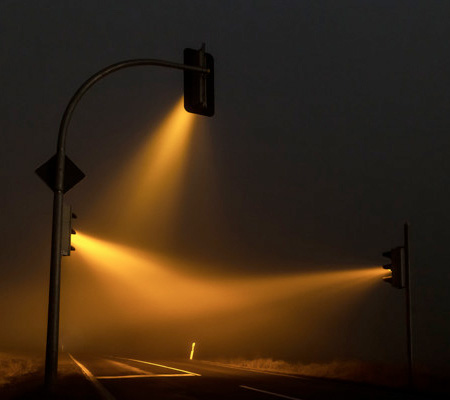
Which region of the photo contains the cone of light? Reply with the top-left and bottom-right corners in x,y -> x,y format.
60,96 -> 388,363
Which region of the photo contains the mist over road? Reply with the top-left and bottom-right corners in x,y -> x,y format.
67,354 -> 428,400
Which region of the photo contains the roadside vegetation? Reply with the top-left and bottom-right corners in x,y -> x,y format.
214,358 -> 405,387
0,352 -> 42,387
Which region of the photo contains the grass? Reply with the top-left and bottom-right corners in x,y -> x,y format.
214,357 -> 406,387
0,352 -> 42,387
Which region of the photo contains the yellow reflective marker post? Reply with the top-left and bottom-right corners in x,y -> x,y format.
190,342 -> 196,360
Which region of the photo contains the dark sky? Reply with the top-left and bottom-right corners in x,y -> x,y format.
1,0 -> 449,379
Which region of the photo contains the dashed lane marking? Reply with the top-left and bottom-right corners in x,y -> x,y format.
240,385 -> 304,400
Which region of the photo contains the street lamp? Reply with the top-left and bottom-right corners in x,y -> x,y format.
36,45 -> 214,392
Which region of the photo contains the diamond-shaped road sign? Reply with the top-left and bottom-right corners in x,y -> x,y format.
35,154 -> 85,193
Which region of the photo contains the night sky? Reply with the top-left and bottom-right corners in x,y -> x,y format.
1,0 -> 449,382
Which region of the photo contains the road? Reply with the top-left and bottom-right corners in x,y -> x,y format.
66,354 -> 431,400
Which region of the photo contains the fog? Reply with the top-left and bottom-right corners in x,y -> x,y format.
0,99 -> 393,369
2,2 -> 450,386
61,231 -> 385,362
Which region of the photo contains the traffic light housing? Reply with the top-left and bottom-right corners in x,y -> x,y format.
184,45 -> 214,116
382,246 -> 405,289
61,203 -> 76,256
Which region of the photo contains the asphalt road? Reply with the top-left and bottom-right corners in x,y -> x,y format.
66,354 -> 432,400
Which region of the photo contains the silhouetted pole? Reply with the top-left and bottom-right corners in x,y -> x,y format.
404,222 -> 413,387
44,58 -> 210,393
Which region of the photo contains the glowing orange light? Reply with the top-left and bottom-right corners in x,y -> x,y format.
118,97 -> 196,228
88,96 -> 197,242
63,233 -> 389,353
69,232 -> 385,321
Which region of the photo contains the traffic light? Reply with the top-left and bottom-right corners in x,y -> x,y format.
184,44 -> 214,116
61,203 -> 76,256
382,246 -> 405,289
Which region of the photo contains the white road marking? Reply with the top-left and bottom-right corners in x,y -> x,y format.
106,359 -> 151,375
115,357 -> 201,376
68,354 -> 115,400
97,373 -> 195,379
240,385 -> 304,400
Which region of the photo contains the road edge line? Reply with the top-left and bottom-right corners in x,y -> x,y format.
68,354 -> 116,400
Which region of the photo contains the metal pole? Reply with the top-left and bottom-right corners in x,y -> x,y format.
44,190 -> 64,391
404,222 -> 413,387
44,58 -> 210,393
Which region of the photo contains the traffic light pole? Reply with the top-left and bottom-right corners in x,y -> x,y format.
44,58 -> 210,393
404,222 -> 413,387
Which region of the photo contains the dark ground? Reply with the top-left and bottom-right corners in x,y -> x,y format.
1,354 -> 446,400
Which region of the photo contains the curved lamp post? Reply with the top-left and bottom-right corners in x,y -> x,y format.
36,46 -> 214,391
